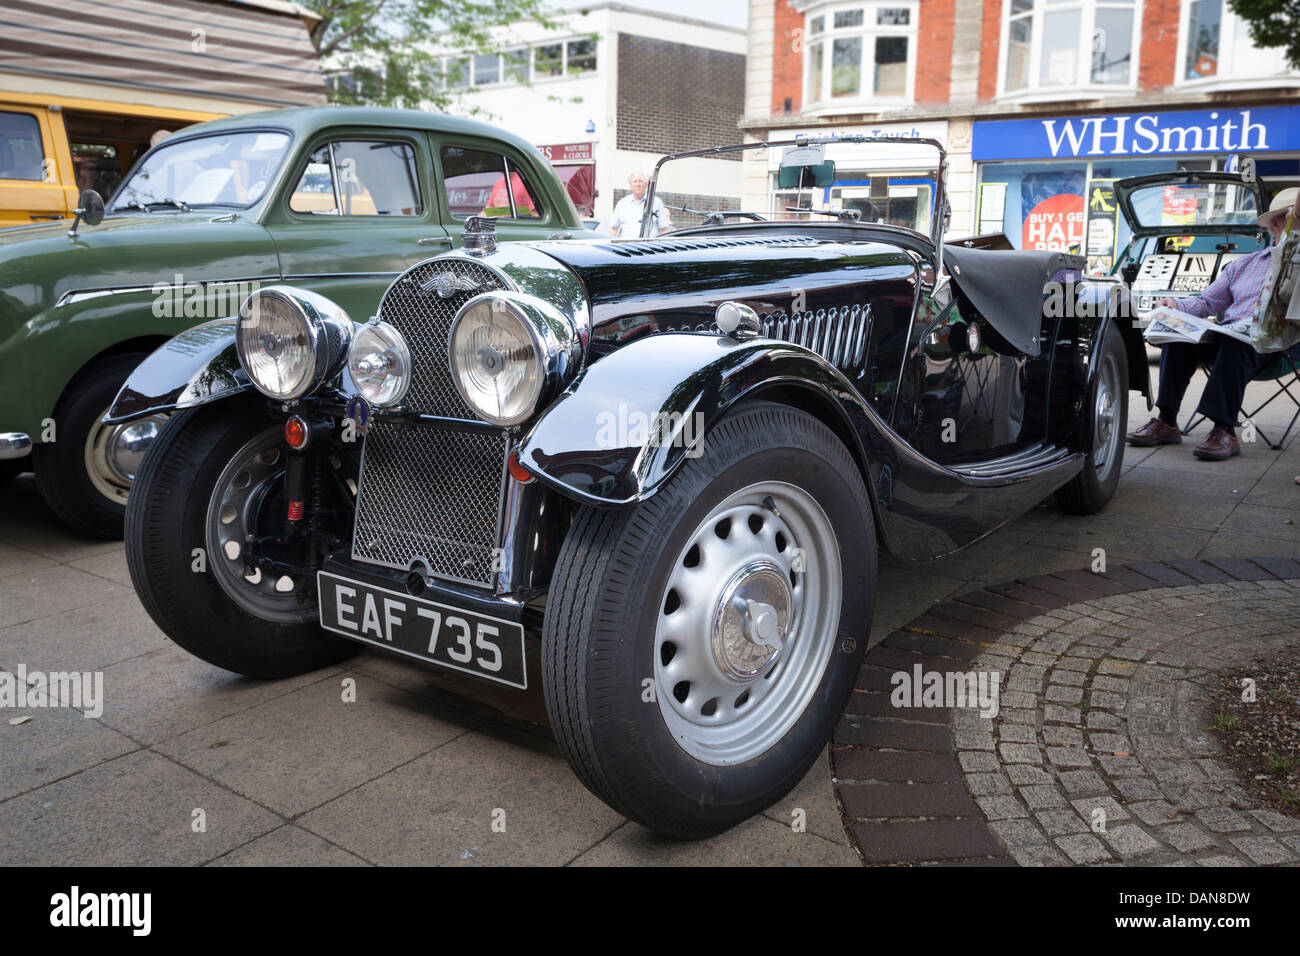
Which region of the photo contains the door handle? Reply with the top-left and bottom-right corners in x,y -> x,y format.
29,213 -> 63,220
418,236 -> 453,246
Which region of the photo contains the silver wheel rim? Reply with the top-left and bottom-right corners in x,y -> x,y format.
85,406 -> 168,505
1093,350 -> 1122,482
205,426 -> 316,624
653,480 -> 842,766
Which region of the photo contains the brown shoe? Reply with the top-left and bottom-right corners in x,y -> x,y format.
1127,417 -> 1182,446
1193,425 -> 1241,461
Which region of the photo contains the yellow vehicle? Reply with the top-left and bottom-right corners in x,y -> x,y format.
0,93 -> 226,229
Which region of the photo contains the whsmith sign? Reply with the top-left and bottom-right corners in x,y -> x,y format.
972,107 -> 1297,161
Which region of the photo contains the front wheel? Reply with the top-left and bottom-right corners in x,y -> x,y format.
1056,322 -> 1127,515
542,401 -> 875,838
33,353 -> 168,538
125,399 -> 357,678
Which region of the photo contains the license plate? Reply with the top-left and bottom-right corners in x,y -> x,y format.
317,571 -> 527,689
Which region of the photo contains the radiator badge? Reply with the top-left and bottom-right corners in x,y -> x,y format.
422,271 -> 482,298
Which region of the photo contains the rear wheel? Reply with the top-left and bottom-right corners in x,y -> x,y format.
125,399 -> 356,678
542,401 -> 875,838
1056,322 -> 1127,514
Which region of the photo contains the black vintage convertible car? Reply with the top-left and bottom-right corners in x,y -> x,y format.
108,135 -> 1149,838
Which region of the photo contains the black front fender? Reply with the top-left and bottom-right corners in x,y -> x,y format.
103,319 -> 250,424
516,333 -> 877,508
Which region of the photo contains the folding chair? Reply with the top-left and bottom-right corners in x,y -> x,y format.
1181,343 -> 1300,450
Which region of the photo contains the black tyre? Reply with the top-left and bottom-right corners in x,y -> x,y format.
33,353 -> 166,537
542,400 -> 875,838
1056,322 -> 1127,514
125,399 -> 357,679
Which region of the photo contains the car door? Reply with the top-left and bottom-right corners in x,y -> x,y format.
264,128 -> 448,321
432,137 -> 573,247
0,107 -> 74,228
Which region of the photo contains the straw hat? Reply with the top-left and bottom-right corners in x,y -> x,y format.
1259,186 -> 1300,228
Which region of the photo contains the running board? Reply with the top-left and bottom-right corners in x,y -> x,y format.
948,443 -> 1078,478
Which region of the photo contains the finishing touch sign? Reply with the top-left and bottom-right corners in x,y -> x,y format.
971,106 -> 1297,161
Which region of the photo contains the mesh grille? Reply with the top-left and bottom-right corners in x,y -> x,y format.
376,258 -> 508,418
351,421 -> 508,585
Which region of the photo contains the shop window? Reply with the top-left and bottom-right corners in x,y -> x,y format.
1002,0 -> 1136,96
804,1 -> 917,106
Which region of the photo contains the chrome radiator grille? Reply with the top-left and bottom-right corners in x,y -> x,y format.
351,256 -> 513,586
375,258 -> 508,419
759,305 -> 872,373
351,421 -> 509,586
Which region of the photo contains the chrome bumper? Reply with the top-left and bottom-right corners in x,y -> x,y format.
0,432 -> 31,460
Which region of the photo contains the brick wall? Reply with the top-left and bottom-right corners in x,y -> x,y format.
977,0 -> 1001,101
771,0 -> 803,116
915,0 -> 955,104
616,34 -> 746,157
1139,0 -> 1181,90
612,188 -> 741,229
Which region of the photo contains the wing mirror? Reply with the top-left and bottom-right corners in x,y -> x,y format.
68,189 -> 105,238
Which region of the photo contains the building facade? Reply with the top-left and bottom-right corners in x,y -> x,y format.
744,0 -> 1300,270
441,3 -> 746,226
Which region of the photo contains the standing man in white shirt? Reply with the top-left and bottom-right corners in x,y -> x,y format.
609,171 -> 670,238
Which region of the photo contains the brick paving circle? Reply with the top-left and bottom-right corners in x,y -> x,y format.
832,557 -> 1300,866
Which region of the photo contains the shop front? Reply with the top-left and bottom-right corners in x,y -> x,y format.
538,141 -> 596,218
765,120 -> 948,234
972,106 -> 1300,273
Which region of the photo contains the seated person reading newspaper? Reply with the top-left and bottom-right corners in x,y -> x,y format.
1127,187 -> 1300,461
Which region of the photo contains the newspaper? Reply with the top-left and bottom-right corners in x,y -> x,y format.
1143,306 -> 1256,347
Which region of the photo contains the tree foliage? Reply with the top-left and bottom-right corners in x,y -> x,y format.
308,0 -> 557,109
1228,0 -> 1300,71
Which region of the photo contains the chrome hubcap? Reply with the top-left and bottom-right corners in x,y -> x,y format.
654,480 -> 842,766
711,561 -> 791,681
86,407 -> 167,504
1093,351 -> 1121,482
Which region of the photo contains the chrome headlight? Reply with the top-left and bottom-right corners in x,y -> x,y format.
449,292 -> 580,427
236,286 -> 353,401
348,321 -> 412,408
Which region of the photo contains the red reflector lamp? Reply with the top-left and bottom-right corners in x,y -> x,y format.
284,415 -> 309,450
507,449 -> 535,484
287,501 -> 305,522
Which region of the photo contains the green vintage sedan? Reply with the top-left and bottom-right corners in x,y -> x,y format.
0,106 -> 584,536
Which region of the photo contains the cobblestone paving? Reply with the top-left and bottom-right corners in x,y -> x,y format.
833,558 -> 1300,866
959,580 -> 1300,866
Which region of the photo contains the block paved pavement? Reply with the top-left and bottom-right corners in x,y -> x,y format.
0,374 -> 1296,865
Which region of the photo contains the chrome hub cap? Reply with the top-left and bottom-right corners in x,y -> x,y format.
205,427 -> 315,624
654,480 -> 842,766
1093,351 -> 1121,482
85,406 -> 168,505
711,561 -> 791,681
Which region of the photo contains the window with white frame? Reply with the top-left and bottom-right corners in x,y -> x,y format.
803,2 -> 918,106
1178,0 -> 1297,83
1002,0 -> 1138,96
439,38 -> 598,89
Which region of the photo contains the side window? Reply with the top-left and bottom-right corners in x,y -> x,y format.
289,140 -> 422,216
440,145 -> 544,221
0,111 -> 46,181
